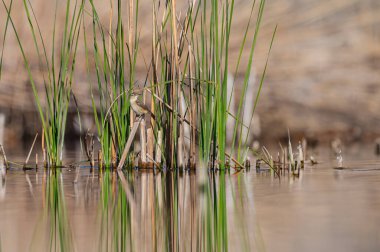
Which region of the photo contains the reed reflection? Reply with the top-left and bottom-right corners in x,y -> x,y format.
31,169 -> 74,252
95,168 -> 253,251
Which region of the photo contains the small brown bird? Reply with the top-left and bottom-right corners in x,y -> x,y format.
130,91 -> 155,120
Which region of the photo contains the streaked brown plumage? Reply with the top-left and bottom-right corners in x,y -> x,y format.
130,92 -> 155,120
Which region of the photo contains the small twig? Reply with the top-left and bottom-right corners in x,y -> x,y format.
24,133 -> 38,167
0,144 -> 8,170
225,152 -> 244,169
84,132 -> 93,161
140,118 -> 147,165
146,153 -> 160,168
6,161 -> 23,167
260,146 -> 281,178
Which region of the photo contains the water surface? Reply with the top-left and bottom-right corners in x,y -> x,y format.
1,145 -> 380,251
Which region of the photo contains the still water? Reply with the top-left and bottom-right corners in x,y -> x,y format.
0,145 -> 380,252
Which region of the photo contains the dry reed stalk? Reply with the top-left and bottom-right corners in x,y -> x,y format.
150,92 -> 156,128
170,0 -> 180,169
0,144 -> 8,170
168,83 -> 175,168
302,137 -> 307,162
0,114 -> 4,145
141,91 -> 149,168
42,129 -> 46,167
111,140 -> 117,168
24,133 -> 38,168
177,91 -> 184,168
91,136 -> 95,168
155,130 -> 162,165
151,2 -> 158,130
189,45 -> 196,168
225,152 -> 245,169
35,153 -> 38,170
284,146 -> 288,171
98,150 -> 103,170
117,118 -> 141,170
44,149 -> 48,168
147,128 -> 154,168
84,133 -> 90,160
140,118 -> 147,166
245,157 -> 251,170
128,0 -> 134,51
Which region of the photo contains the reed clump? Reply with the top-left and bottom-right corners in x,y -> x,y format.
2,0 -> 85,167
254,132 -> 312,178
2,0 -> 275,170
84,0 -> 276,170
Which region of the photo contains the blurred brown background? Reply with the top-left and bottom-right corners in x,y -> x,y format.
0,0 -> 380,148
